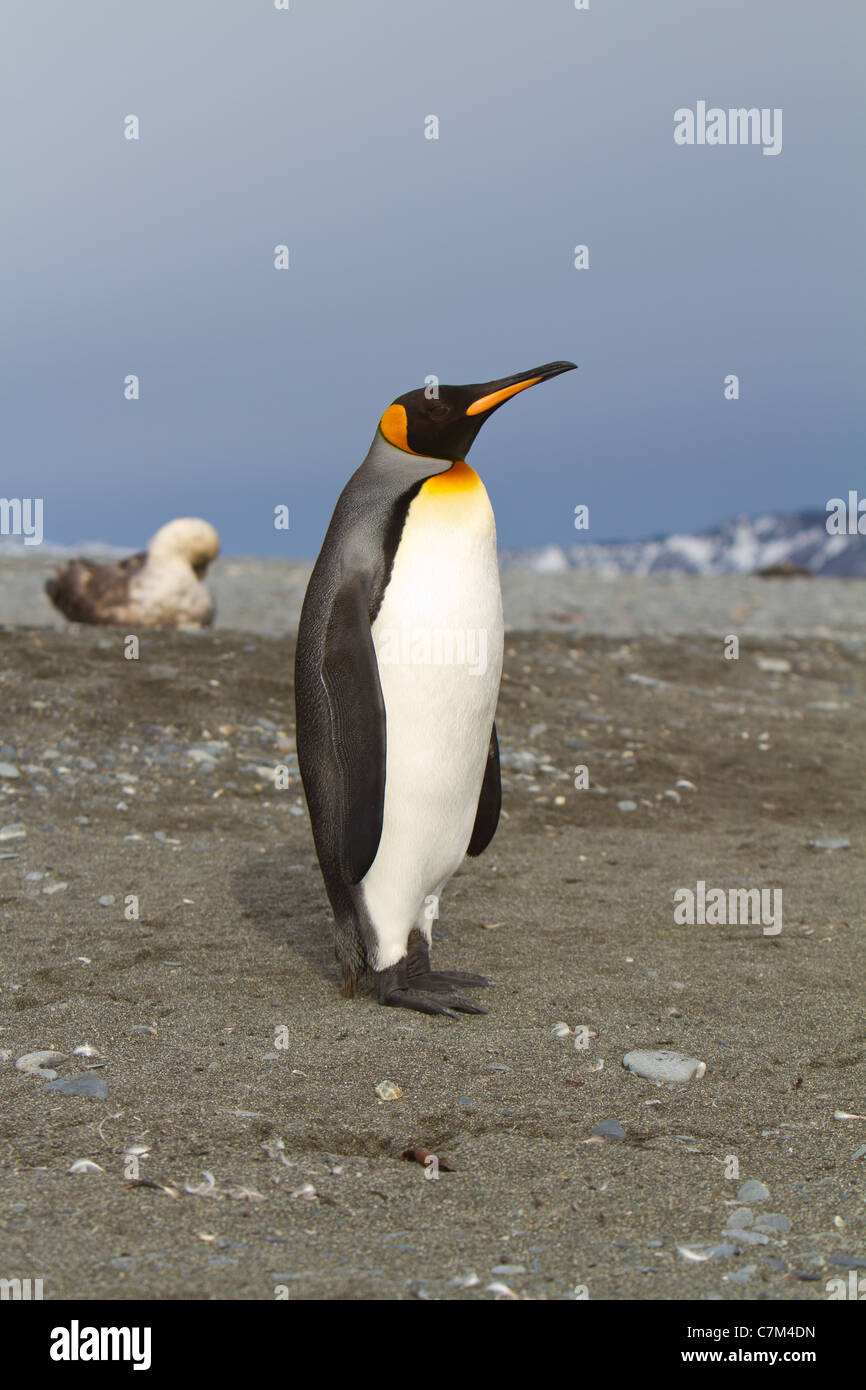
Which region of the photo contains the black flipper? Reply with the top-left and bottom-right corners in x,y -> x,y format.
320,572 -> 386,884
466,722 -> 501,857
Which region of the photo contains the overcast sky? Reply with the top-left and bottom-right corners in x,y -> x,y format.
2,1 -> 863,556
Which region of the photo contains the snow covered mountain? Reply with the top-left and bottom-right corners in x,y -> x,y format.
500,511 -> 865,577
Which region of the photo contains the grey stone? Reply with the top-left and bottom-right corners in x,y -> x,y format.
724,1207 -> 754,1230
737,1180 -> 769,1202
623,1049 -> 706,1084
592,1118 -> 626,1140
754,1213 -> 792,1233
45,1074 -> 108,1099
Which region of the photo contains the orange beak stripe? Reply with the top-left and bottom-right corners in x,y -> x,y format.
465,376 -> 543,417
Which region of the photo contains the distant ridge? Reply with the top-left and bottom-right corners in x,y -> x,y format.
500,510 -> 865,578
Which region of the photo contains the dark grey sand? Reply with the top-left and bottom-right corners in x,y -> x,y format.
0,573 -> 864,1301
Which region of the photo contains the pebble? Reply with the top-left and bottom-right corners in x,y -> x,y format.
827,1255 -> 866,1271
592,1118 -> 626,1140
16,1051 -> 66,1080
491,1264 -> 526,1276
623,1049 -> 706,1084
617,800 -> 637,812
852,1145 -> 866,1160
725,1265 -> 757,1283
0,824 -> 26,841
737,1180 -> 769,1202
730,1230 -> 769,1246
754,1213 -> 792,1233
45,1074 -> 108,1098
809,838 -> 850,851
756,657 -> 791,673
724,1207 -> 754,1230
0,762 -> 20,778
628,673 -> 666,688
500,749 -> 539,774
97,895 -> 116,907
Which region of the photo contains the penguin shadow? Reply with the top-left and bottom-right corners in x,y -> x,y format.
230,849 -> 337,985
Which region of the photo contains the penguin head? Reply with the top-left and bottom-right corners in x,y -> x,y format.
148,518 -> 221,577
378,361 -> 576,463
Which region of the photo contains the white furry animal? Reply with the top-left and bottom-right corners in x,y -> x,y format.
45,518 -> 220,628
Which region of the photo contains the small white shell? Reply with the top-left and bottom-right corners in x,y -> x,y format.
486,1282 -> 519,1299
675,779 -> 697,790
73,1044 -> 101,1058
551,1022 -> 572,1037
68,1159 -> 104,1175
374,1080 -> 403,1101
289,1183 -> 317,1201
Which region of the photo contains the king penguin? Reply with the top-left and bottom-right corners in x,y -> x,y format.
295,361 -> 576,1016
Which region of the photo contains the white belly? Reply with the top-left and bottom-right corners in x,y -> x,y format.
361,466 -> 503,968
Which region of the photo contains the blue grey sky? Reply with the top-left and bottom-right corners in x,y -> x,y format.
2,0 -> 863,556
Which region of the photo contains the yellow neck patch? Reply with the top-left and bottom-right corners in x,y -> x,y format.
420,461 -> 480,496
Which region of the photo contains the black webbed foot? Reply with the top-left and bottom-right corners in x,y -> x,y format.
374,933 -> 490,1018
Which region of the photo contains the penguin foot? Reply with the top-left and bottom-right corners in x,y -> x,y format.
406,931 -> 490,991
376,957 -> 487,1019
374,934 -> 490,1018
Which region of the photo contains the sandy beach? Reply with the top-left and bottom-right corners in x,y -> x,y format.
0,569 -> 864,1300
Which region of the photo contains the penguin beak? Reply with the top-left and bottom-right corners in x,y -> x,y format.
465,361 -> 577,417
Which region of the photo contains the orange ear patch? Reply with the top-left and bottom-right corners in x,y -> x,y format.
379,403 -> 419,454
